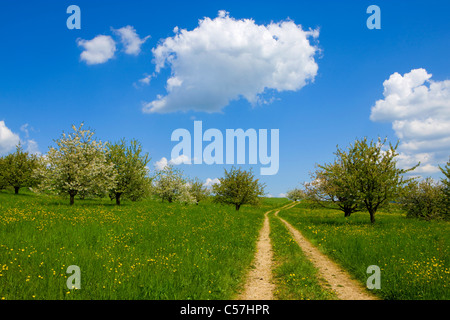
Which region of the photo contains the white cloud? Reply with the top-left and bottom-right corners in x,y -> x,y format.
20,123 -> 30,138
203,178 -> 220,188
278,193 -> 287,198
395,152 -> 440,174
0,121 -> 20,155
143,10 -> 319,113
154,155 -> 192,171
169,154 -> 191,165
370,68 -> 450,174
139,74 -> 153,85
25,139 -> 40,155
78,35 -> 116,65
113,25 -> 150,56
154,157 -> 169,171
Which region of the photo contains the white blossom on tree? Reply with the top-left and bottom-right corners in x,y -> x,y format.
34,123 -> 116,205
152,165 -> 187,203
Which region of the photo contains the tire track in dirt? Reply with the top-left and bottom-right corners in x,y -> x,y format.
238,203 -> 295,300
238,209 -> 275,300
275,207 -> 377,300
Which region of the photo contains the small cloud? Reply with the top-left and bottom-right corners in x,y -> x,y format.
135,73 -> 155,88
203,178 -> 220,188
278,193 -> 287,198
77,35 -> 116,65
139,74 -> 153,85
154,157 -> 169,171
113,25 -> 150,56
154,155 -> 192,171
169,154 -> 191,165
25,139 -> 40,155
20,123 -> 30,138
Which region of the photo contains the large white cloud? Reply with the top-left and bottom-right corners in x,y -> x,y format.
143,10 -> 319,113
78,35 -> 116,65
0,121 -> 20,155
113,25 -> 150,56
370,68 -> 450,174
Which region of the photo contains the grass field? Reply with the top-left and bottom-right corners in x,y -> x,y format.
1,189 -> 449,300
278,202 -> 450,300
0,189 -> 288,300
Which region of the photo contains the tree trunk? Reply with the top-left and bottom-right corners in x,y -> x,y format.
369,210 -> 375,223
235,204 -> 241,211
115,193 -> 122,206
14,187 -> 19,194
69,190 -> 77,206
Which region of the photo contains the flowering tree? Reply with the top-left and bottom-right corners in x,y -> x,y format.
286,188 -> 305,202
34,124 -> 116,205
188,177 -> 210,204
306,137 -> 417,223
152,165 -> 186,203
178,183 -> 197,205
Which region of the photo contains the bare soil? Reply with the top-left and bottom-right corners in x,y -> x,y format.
238,209 -> 276,300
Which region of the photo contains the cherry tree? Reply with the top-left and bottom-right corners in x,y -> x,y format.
35,124 -> 116,205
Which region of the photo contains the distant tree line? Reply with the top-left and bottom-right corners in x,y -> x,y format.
0,123 -> 265,211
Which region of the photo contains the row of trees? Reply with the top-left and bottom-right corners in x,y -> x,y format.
0,124 -> 266,210
0,124 -> 151,205
287,138 -> 449,223
152,165 -> 265,210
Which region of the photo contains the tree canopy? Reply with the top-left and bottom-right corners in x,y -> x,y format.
107,138 -> 150,205
213,166 -> 265,211
34,123 -> 116,205
306,137 -> 417,223
0,143 -> 38,194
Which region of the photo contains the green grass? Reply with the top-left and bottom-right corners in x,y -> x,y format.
0,189 -> 288,300
268,212 -> 337,300
3,188 -> 447,300
278,202 -> 450,300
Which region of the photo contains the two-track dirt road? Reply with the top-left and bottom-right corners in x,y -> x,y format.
239,202 -> 377,300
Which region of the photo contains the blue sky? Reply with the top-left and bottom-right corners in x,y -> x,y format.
0,0 -> 449,196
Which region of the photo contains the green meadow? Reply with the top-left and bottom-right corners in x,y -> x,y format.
1,189 -> 449,300
0,189 -> 288,300
278,202 -> 450,300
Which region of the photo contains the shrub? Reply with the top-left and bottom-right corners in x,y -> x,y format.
400,178 -> 447,220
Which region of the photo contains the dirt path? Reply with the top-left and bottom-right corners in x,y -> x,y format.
238,202 -> 297,300
238,209 -> 276,300
275,208 -> 377,300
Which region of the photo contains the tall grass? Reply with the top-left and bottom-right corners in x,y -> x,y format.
0,190 -> 288,300
278,203 -> 450,300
